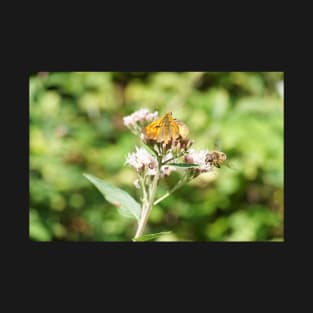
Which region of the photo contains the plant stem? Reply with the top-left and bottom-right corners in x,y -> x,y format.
138,174 -> 148,203
153,186 -> 178,206
153,175 -> 188,206
134,170 -> 160,240
161,155 -> 180,165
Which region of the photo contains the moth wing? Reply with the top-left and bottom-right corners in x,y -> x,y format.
170,121 -> 180,141
176,120 -> 189,139
158,123 -> 167,143
158,114 -> 175,144
161,120 -> 179,144
143,119 -> 162,140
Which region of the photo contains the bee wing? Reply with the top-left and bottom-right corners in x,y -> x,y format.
213,138 -> 222,151
224,161 -> 238,171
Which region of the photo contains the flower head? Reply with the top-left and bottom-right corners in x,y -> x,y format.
125,147 -> 158,175
184,149 -> 213,174
123,108 -> 158,133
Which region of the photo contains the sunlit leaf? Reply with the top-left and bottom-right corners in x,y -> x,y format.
83,173 -> 141,222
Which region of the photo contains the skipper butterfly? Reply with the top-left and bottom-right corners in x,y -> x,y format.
143,112 -> 189,144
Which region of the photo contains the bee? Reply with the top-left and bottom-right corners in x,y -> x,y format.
206,151 -> 227,168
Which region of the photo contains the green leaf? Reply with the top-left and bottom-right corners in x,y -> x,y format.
143,143 -> 159,158
133,231 -> 172,242
167,163 -> 199,168
83,173 -> 141,222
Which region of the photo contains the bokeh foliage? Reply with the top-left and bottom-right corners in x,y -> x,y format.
29,72 -> 284,241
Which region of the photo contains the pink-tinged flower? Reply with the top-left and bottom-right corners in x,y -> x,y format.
125,147 -> 158,175
184,149 -> 213,173
159,152 -> 176,177
123,108 -> 158,128
160,165 -> 176,178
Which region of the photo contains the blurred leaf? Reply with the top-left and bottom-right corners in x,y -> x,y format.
29,209 -> 52,241
83,173 -> 141,222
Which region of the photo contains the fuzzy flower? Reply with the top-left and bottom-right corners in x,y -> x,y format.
184,149 -> 213,173
160,165 -> 176,178
125,147 -> 158,175
123,108 -> 158,128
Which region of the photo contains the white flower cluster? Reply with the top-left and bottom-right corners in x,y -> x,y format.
184,149 -> 213,173
126,148 -> 177,185
125,147 -> 158,175
123,108 -> 158,128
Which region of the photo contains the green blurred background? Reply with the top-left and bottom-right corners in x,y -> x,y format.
29,72 -> 284,241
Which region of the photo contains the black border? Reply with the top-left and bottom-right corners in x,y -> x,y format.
5,22 -> 308,313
